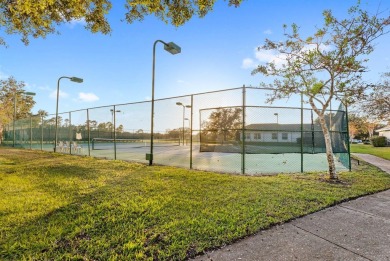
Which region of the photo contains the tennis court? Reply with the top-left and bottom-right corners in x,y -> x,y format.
3,86 -> 350,175
26,140 -> 347,175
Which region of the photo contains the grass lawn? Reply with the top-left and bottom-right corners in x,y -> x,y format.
1,147 -> 390,260
351,144 -> 390,160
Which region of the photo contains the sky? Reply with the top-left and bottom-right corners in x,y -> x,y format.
1,0 -> 389,131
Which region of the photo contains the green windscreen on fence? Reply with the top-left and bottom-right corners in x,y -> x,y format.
199,106 -> 348,154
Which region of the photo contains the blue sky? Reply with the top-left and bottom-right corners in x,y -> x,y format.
1,0 -> 389,118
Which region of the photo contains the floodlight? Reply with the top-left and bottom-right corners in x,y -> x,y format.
164,42 -> 181,55
70,77 -> 83,83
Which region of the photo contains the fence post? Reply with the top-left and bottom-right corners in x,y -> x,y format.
242,85 -> 246,174
69,112 -> 72,154
113,106 -> 117,160
41,116 -> 43,151
345,101 -> 352,171
300,92 -> 304,173
87,109 -> 91,156
190,95 -> 194,169
30,115 -> 32,149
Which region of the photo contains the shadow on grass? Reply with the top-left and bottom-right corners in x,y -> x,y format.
0,173 -> 142,260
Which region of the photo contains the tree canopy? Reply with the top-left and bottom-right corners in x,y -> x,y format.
201,107 -> 242,142
0,77 -> 35,142
1,0 -> 243,46
251,4 -> 390,179
0,76 -> 35,125
361,73 -> 390,122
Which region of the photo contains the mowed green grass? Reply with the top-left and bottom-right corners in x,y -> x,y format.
351,144 -> 390,160
1,148 -> 390,260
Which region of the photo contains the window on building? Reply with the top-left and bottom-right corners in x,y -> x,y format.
272,133 -> 278,140
245,133 -> 251,140
254,133 -> 261,140
282,133 -> 288,140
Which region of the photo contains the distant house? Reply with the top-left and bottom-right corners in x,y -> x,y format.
243,123 -> 322,143
376,125 -> 390,144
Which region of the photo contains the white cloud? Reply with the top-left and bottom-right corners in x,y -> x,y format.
263,29 -> 272,35
255,49 -> 287,67
50,90 -> 69,99
67,18 -> 86,28
78,92 -> 99,102
241,58 -> 256,69
243,43 -> 332,70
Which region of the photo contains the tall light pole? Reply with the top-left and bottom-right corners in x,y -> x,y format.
110,109 -> 121,138
274,113 -> 279,124
184,117 -> 190,145
149,40 -> 181,165
54,76 -> 83,152
13,91 -> 35,147
176,102 -> 191,145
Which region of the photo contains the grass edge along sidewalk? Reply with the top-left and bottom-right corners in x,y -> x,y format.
1,148 -> 390,260
350,143 -> 390,160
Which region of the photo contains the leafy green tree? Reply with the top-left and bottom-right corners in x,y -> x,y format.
97,122 -> 108,130
0,77 -> 35,142
201,107 -> 242,143
347,114 -> 382,140
37,109 -> 48,118
125,0 -> 242,27
0,0 -> 111,46
1,0 -> 243,46
116,124 -> 124,133
252,4 -> 389,179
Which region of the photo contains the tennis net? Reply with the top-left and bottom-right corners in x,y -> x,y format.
91,138 -> 180,150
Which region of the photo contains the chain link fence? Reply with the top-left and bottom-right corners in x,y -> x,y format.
2,86 -> 350,175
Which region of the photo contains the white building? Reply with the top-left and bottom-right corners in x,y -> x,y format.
376,125 -> 390,144
243,123 -> 322,143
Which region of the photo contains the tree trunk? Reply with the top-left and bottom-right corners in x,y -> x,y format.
309,99 -> 338,180
318,113 -> 338,179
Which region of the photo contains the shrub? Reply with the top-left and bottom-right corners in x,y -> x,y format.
371,136 -> 387,147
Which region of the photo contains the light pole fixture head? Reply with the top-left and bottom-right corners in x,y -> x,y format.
24,92 -> 36,96
176,102 -> 183,106
70,77 -> 83,83
274,113 -> 278,116
185,105 -> 191,108
164,42 -> 181,55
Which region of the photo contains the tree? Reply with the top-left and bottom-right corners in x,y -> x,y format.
252,4 -> 390,179
125,0 -> 242,27
361,73 -> 390,121
85,120 -> 98,129
201,107 -> 242,143
37,109 -> 48,118
347,114 -> 382,140
116,124 -> 124,133
0,77 -> 35,142
97,122 -> 106,130
1,0 -> 243,46
348,114 -> 367,139
0,0 -> 111,46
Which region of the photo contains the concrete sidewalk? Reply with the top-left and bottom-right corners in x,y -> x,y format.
192,154 -> 390,261
353,153 -> 390,173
